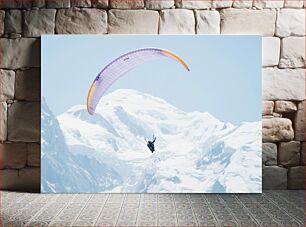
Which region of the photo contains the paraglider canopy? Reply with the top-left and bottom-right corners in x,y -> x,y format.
87,48 -> 190,115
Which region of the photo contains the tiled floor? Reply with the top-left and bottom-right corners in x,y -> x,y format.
1,190 -> 304,226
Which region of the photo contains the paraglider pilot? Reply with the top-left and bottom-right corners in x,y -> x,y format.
146,135 -> 156,153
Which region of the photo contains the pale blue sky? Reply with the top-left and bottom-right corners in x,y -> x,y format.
42,35 -> 261,124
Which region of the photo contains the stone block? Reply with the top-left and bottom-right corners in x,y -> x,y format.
262,37 -> 280,66
280,37 -> 305,68
288,166 -> 304,189
109,10 -> 159,34
32,0 -> 46,8
263,166 -> 287,189
301,142 -> 305,165
0,143 -> 27,169
0,102 -> 7,142
0,0 -> 32,9
8,102 -> 40,142
275,101 -> 297,113
220,9 -> 276,36
278,141 -> 301,166
0,69 -> 15,102
145,0 -> 175,9
23,9 -> 56,37
159,9 -> 195,34
284,0 -> 304,8
56,8 -> 107,34
71,0 -> 91,7
4,9 -> 22,34
195,10 -> 220,34
262,68 -> 305,101
110,0 -> 144,8
232,0 -> 253,8
276,9 -> 305,37
0,167 -> 40,192
253,0 -> 284,8
46,0 -> 70,8
262,118 -> 294,142
212,0 -> 232,8
175,0 -> 212,9
262,101 -> 274,115
294,101 -> 305,141
15,68 -> 41,101
91,0 -> 108,8
0,38 -> 40,69
262,143 -> 277,166
27,143 -> 40,167
0,10 -> 4,35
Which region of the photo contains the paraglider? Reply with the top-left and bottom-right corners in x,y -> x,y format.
146,135 -> 156,153
87,48 -> 190,115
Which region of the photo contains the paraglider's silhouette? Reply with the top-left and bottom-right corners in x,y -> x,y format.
146,135 -> 156,153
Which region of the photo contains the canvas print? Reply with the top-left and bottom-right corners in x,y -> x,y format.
41,35 -> 262,193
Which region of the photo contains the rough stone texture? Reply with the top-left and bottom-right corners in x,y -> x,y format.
262,101 -> 274,115
0,102 -> 7,142
278,141 -> 301,167
195,10 -> 220,34
27,143 -> 40,167
253,0 -> 284,8
8,102 -> 40,142
0,167 -> 40,192
284,0 -> 304,8
262,118 -> 294,142
288,166 -> 304,189
4,9 -> 22,34
301,142 -> 305,165
280,37 -> 305,68
0,38 -> 40,69
32,0 -> 46,8
220,9 -> 276,36
108,10 -> 159,34
262,37 -> 280,66
0,0 -> 32,9
175,0 -> 212,9
71,0 -> 91,7
46,0 -> 70,8
0,69 -> 15,101
294,101 -> 305,141
0,143 -> 27,169
262,143 -> 277,166
263,166 -> 287,189
23,9 -> 56,37
276,9 -> 305,37
212,0 -> 233,8
159,9 -> 195,34
110,0 -> 144,9
0,10 -> 4,35
275,101 -> 297,113
232,0 -> 253,8
91,0 -> 108,8
145,0 -> 175,9
56,8 -> 107,34
15,68 -> 41,101
262,68 -> 305,101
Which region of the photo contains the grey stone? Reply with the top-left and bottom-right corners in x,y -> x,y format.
263,166 -> 287,189
56,8 -> 107,34
262,101 -> 274,115
0,38 -> 40,69
0,10 -> 4,35
262,68 -> 305,101
4,9 -> 22,34
8,102 -> 40,142
253,0 -> 284,8
212,0 -> 233,8
159,9 -> 195,34
0,0 -> 32,9
23,9 -> 56,37
27,143 -> 40,167
232,0 -> 253,8
71,0 -> 92,7
15,68 -> 41,101
46,0 -> 70,8
278,141 -> 301,167
175,0 -> 212,9
145,0 -> 175,9
0,69 -> 15,102
262,37 -> 280,66
288,166 -> 304,189
0,102 -> 7,142
110,0 -> 144,8
262,143 -> 277,166
195,10 -> 220,34
280,37 -> 305,68
274,101 -> 297,113
301,142 -> 305,165
32,0 -> 46,8
0,143 -> 27,169
220,8 -> 276,36
262,118 -> 294,142
91,0 -> 108,8
294,101 -> 305,141
276,9 -> 305,37
108,10 -> 159,34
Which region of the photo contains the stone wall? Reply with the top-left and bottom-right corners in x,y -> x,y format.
0,0 -> 305,192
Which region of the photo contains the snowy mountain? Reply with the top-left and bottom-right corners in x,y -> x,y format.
53,89 -> 262,193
